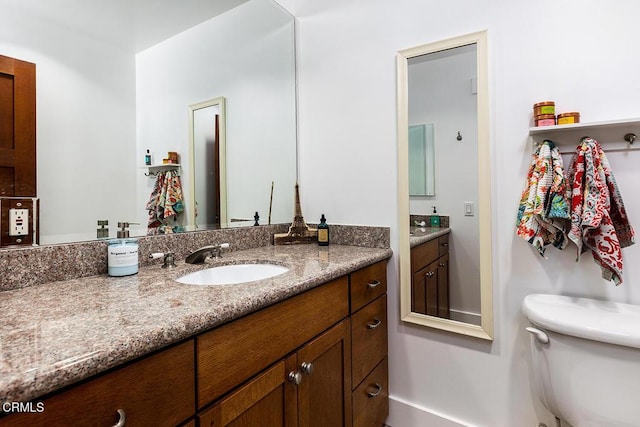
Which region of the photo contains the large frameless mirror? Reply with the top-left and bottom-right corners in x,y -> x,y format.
397,30 -> 493,340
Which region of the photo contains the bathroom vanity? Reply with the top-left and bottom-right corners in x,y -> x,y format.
410,228 -> 451,318
0,244 -> 390,426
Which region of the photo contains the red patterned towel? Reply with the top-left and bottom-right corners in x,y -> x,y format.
566,138 -> 635,285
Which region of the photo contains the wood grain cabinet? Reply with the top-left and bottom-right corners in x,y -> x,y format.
0,259 -> 389,427
0,340 -> 196,427
349,261 -> 389,427
411,232 -> 450,318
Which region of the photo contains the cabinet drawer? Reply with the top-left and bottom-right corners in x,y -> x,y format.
350,260 -> 387,313
438,233 -> 450,256
410,238 -> 438,273
1,340 -> 195,427
351,294 -> 387,388
197,276 -> 349,408
352,357 -> 389,427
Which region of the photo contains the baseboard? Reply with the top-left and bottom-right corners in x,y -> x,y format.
386,395 -> 477,427
449,309 -> 481,326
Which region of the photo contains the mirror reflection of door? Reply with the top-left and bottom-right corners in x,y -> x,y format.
193,106 -> 221,226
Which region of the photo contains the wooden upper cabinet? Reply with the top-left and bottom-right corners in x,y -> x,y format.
0,54 -> 36,197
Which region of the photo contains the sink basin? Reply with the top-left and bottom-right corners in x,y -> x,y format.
176,263 -> 289,285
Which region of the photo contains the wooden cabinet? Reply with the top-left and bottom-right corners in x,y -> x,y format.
1,259 -> 389,427
349,261 -> 389,427
199,320 -> 353,427
411,232 -> 450,318
0,340 -> 195,427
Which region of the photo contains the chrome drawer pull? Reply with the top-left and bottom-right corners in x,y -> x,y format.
441,242 -> 449,247
367,383 -> 382,398
301,361 -> 314,375
367,318 -> 382,329
113,409 -> 126,427
288,371 -> 303,385
367,280 -> 381,289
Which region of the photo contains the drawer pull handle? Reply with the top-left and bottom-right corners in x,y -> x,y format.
288,371 -> 303,385
113,409 -> 126,427
367,383 -> 383,398
367,280 -> 381,289
441,242 -> 449,247
439,262 -> 446,268
425,271 -> 434,278
367,318 -> 382,329
301,361 -> 314,375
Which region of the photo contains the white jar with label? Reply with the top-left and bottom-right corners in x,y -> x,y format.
107,222 -> 139,276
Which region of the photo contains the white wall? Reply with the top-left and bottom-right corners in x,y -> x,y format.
0,2 -> 137,244
295,0 -> 640,425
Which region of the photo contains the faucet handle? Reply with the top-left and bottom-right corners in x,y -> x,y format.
149,252 -> 177,268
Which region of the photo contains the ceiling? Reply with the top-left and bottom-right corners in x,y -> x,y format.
4,0 -> 249,52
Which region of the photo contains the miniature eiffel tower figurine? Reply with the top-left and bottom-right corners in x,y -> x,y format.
273,183 -> 318,245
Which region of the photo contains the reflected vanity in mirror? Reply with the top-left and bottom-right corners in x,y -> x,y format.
1,0 -> 296,247
397,31 -> 493,340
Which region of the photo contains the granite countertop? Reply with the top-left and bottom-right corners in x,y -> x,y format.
409,226 -> 451,247
0,244 -> 392,403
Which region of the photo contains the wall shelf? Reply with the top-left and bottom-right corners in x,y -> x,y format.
529,117 -> 640,153
142,164 -> 181,176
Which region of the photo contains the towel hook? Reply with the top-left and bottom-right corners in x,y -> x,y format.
624,133 -> 636,145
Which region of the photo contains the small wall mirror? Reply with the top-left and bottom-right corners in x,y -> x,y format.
397,31 -> 493,340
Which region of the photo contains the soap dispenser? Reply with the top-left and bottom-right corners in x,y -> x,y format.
107,222 -> 139,276
430,207 -> 440,227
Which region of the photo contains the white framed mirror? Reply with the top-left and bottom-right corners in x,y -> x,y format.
397,30 -> 493,340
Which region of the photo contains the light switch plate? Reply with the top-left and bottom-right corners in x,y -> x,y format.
464,202 -> 474,216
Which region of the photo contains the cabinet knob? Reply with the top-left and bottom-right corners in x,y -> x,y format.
367,280 -> 381,289
288,371 -> 303,385
439,262 -> 446,268
301,361 -> 314,375
425,271 -> 435,278
112,409 -> 126,427
366,383 -> 383,398
441,242 -> 449,247
367,318 -> 382,329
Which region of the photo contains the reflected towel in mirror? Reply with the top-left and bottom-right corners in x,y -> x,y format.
146,169 -> 184,230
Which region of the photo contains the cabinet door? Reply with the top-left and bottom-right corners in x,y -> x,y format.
198,356 -> 297,427
437,253 -> 450,318
411,260 -> 438,316
296,320 -> 352,427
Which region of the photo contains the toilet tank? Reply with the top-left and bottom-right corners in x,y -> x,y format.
522,294 -> 640,426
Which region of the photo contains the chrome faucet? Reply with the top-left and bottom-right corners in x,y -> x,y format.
185,243 -> 230,264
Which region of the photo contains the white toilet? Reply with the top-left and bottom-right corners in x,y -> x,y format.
522,294 -> 640,427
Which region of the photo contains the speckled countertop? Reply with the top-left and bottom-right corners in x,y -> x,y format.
409,226 -> 451,247
0,244 -> 392,403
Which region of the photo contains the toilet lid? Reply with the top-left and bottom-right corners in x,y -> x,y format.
522,294 -> 640,349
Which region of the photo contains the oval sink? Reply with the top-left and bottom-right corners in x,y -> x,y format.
176,263 -> 289,285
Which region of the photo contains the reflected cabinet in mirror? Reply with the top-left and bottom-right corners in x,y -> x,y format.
397,31 -> 493,340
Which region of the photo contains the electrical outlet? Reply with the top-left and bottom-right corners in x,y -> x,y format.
9,208 -> 29,236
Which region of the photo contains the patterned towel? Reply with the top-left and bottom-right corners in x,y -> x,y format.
146,170 -> 184,230
516,140 -> 571,256
566,137 -> 635,285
